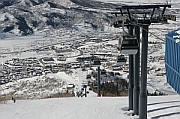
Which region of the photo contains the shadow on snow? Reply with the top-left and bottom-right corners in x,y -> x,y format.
151,112 -> 180,119
147,100 -> 179,106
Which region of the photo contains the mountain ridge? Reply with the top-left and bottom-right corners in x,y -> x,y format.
0,0 -> 116,36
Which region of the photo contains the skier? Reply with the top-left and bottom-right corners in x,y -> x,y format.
12,96 -> 16,103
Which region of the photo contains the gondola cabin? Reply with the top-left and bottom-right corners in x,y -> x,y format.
86,74 -> 91,79
117,55 -> 127,65
100,69 -> 106,76
92,59 -> 101,67
118,35 -> 138,54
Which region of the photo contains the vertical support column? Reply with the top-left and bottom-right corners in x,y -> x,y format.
139,25 -> 149,119
97,66 -> 101,97
133,26 -> 140,115
128,26 -> 134,110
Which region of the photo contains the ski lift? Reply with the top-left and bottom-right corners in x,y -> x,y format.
118,35 -> 138,54
92,59 -> 101,67
101,69 -> 106,76
117,55 -> 127,65
111,15 -> 127,28
86,74 -> 91,79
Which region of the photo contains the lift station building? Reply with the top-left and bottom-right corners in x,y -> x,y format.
165,28 -> 180,94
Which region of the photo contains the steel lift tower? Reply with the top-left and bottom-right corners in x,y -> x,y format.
111,4 -> 176,119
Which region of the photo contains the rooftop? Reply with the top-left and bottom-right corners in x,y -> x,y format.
166,28 -> 180,43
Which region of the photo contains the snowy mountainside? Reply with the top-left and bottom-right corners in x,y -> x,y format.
0,0 -> 179,99
0,0 -> 179,38
0,0 -> 119,36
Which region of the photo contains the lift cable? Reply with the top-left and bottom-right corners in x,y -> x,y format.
129,20 -> 166,43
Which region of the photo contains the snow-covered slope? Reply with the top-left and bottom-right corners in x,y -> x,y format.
0,0 -> 116,36
0,95 -> 179,119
